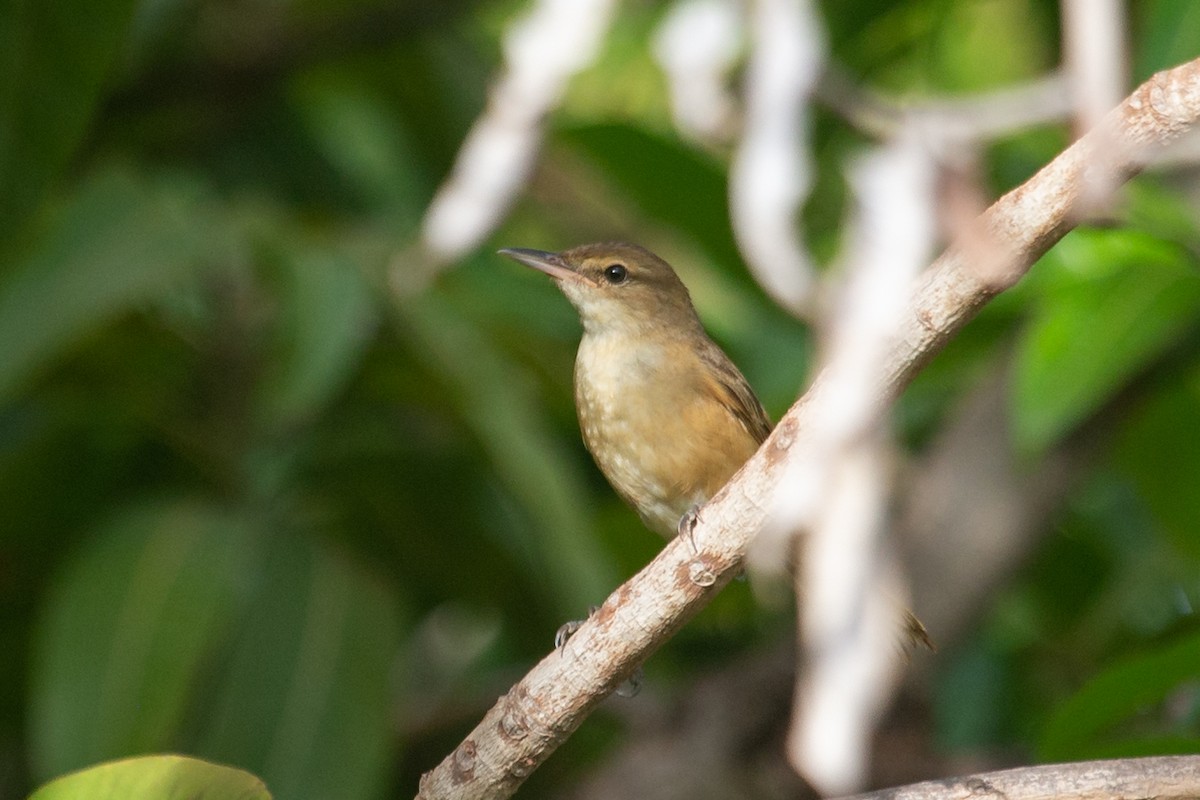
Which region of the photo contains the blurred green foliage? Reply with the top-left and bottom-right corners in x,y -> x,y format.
3,0 -> 1200,798
1012,228 -> 1200,454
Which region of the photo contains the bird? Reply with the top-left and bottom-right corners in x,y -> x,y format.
499,242 -> 772,541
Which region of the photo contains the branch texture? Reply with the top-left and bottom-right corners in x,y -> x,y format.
839,755 -> 1200,800
415,57 -> 1200,800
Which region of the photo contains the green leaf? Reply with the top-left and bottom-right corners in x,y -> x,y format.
1114,368 -> 1200,560
933,641 -> 1014,750
1039,630 -> 1200,760
558,122 -> 740,268
1050,735 -> 1200,760
0,0 -> 138,245
289,70 -> 429,225
1135,0 -> 1200,80
28,501 -> 253,781
1012,229 -> 1200,454
0,169 -> 218,402
196,536 -> 400,800
394,289 -> 617,610
1125,180 -> 1200,250
928,0 -> 1054,91
29,754 -> 270,800
258,249 -> 378,429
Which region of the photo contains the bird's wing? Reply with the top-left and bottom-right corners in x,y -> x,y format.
698,343 -> 773,445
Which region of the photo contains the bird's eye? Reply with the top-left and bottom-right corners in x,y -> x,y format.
603,263 -> 628,284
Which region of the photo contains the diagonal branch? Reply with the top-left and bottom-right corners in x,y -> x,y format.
414,57 -> 1200,800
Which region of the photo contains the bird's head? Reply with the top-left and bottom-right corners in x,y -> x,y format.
499,242 -> 701,335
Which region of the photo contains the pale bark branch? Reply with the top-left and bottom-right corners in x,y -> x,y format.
770,136 -> 936,794
729,0 -> 824,314
838,755 -> 1200,800
414,57 -> 1200,800
816,69 -> 1072,147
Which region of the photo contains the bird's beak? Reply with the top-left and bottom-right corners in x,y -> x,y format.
498,248 -> 590,284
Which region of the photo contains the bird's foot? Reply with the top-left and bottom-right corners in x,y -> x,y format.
616,665 -> 644,697
554,604 -> 600,650
677,505 -> 702,552
554,605 -> 645,697
553,620 -> 581,650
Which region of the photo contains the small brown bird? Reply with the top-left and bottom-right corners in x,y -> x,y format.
500,243 -> 771,539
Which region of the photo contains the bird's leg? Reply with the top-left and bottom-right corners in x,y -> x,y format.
553,621 -> 581,650
554,604 -> 600,650
677,504 -> 702,552
554,605 -> 644,697
615,665 -> 644,697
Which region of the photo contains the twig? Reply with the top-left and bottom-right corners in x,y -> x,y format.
653,0 -> 743,143
1062,0 -> 1127,137
414,57 -> 1200,800
414,0 -> 615,268
728,0 -> 824,315
815,67 -> 1072,147
758,135 -> 936,794
1061,0 -> 1127,210
838,755 -> 1200,800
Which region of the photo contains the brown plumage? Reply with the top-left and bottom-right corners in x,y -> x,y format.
500,243 -> 771,538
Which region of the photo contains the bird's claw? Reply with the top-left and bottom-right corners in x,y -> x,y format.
555,604 -> 600,650
554,606 -> 645,697
678,505 -> 701,552
554,621 -> 581,650
615,665 -> 644,697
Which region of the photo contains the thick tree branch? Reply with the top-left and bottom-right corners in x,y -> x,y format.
415,58 -> 1200,800
839,755 -> 1200,800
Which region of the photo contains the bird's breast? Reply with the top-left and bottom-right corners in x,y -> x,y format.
573,332 -> 758,537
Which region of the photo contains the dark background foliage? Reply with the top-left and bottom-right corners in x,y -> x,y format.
3,0 -> 1200,797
